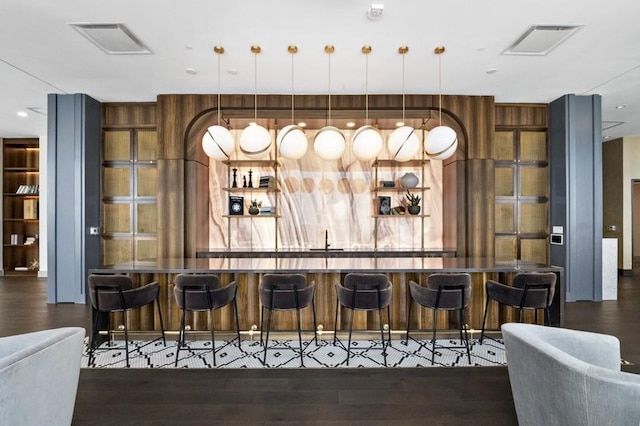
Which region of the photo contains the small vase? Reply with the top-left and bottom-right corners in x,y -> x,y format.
408,205 -> 421,215
400,172 -> 419,189
249,207 -> 260,215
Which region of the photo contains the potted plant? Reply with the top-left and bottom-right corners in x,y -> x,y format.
249,199 -> 261,215
405,191 -> 421,215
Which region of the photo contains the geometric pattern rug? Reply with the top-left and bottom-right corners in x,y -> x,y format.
82,336 -> 506,369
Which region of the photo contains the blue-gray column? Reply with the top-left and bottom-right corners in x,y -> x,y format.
549,94 -> 603,302
47,94 -> 101,304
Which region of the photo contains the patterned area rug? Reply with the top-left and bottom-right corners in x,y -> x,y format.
82,336 -> 506,368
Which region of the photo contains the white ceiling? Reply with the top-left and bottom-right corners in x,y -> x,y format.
1,0 -> 639,141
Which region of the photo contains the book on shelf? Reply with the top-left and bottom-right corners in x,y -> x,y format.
15,184 -> 39,194
23,199 -> 38,219
24,236 -> 36,245
10,234 -> 24,245
229,196 -> 244,215
259,176 -> 275,188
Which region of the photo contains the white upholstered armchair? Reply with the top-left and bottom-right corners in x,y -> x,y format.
0,327 -> 85,425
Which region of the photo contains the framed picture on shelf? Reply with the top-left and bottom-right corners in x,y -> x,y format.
377,196 -> 391,215
229,196 -> 244,215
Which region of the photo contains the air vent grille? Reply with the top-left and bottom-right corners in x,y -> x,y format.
70,23 -> 152,55
503,25 -> 582,56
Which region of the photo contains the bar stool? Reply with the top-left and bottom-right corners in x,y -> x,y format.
88,274 -> 166,368
173,274 -> 240,366
259,273 -> 317,366
334,273 -> 392,366
480,272 -> 557,343
406,273 -> 472,365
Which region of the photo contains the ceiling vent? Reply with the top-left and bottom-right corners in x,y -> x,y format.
70,23 -> 152,54
602,121 -> 624,131
503,25 -> 582,56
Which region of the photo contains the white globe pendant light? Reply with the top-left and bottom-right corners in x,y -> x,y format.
314,45 -> 346,161
278,45 -> 308,160
240,122 -> 271,159
424,46 -> 457,161
239,45 -> 272,159
202,125 -> 234,161
352,46 -> 383,161
314,126 -> 346,160
387,46 -> 419,162
352,125 -> 383,161
202,46 -> 235,161
388,125 -> 420,162
425,125 -> 458,160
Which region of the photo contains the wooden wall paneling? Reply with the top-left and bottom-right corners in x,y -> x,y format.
156,159 -> 185,258
495,103 -> 548,127
102,103 -> 157,128
466,159 -> 495,258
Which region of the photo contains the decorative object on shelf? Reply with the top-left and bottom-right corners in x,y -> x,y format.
243,176 -> 247,188
277,45 -> 308,160
388,46 -> 420,162
229,196 -> 244,215
202,46 -> 235,161
377,196 -> 391,215
240,45 -> 272,159
380,180 -> 395,188
249,199 -> 261,215
400,172 -> 419,189
425,46 -> 458,161
391,205 -> 406,215
352,45 -> 383,161
259,175 -> 275,188
314,45 -> 346,161
28,258 -> 39,271
248,170 -> 253,188
405,191 -> 421,215
232,168 -> 238,188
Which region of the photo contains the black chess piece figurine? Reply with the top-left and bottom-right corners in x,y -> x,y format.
243,176 -> 247,188
248,170 -> 253,188
232,168 -> 238,188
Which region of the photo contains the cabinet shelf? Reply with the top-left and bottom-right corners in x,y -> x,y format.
373,186 -> 430,193
372,159 -> 429,167
3,218 -> 39,222
4,244 -> 39,248
223,160 -> 279,168
223,187 -> 279,193
373,214 -> 430,218
223,214 -> 280,218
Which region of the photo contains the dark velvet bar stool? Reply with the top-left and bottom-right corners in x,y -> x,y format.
259,273 -> 317,366
334,273 -> 392,366
88,274 -> 166,368
173,274 -> 240,367
406,273 -> 472,365
480,272 -> 557,343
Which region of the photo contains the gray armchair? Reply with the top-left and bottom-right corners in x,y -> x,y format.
0,327 -> 85,425
502,323 -> 640,426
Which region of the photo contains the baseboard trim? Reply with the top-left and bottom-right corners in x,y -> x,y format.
620,269 -> 634,276
37,270 -> 47,278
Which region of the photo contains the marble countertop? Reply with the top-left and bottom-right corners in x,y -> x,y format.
196,248 -> 457,258
91,257 -> 563,274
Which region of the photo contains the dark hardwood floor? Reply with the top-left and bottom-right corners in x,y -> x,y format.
1,272 -> 638,425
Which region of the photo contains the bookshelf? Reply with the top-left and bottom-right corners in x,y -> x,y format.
2,138 -> 39,275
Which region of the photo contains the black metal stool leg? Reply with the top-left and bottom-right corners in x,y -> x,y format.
156,298 -> 166,345
333,298 -> 339,345
234,298 -> 241,347
480,297 -> 490,344
210,309 -> 216,366
431,310 -> 437,365
175,309 -> 185,367
123,311 -> 130,368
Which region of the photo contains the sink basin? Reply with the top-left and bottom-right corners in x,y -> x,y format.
309,248 -> 345,251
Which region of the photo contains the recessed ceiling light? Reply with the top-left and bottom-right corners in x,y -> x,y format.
227,69 -> 238,75
616,104 -> 627,109
346,122 -> 356,128
17,111 -> 28,118
604,135 -> 611,139
185,68 -> 197,75
367,4 -> 384,20
69,23 -> 152,54
486,68 -> 498,74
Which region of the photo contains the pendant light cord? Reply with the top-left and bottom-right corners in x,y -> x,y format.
365,52 -> 369,123
328,52 -> 332,125
402,52 -> 406,123
438,52 -> 442,126
291,51 -> 295,123
254,52 -> 258,123
217,52 -> 222,126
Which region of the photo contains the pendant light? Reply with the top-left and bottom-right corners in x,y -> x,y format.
352,45 -> 383,161
387,46 -> 420,162
240,45 -> 272,159
314,45 -> 346,161
277,45 -> 308,160
202,46 -> 235,161
424,46 -> 458,160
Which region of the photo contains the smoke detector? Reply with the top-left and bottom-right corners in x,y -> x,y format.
367,4 -> 384,20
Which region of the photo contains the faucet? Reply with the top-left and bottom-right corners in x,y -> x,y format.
325,229 -> 330,251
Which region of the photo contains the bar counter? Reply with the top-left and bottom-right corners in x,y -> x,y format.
91,257 -> 563,335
